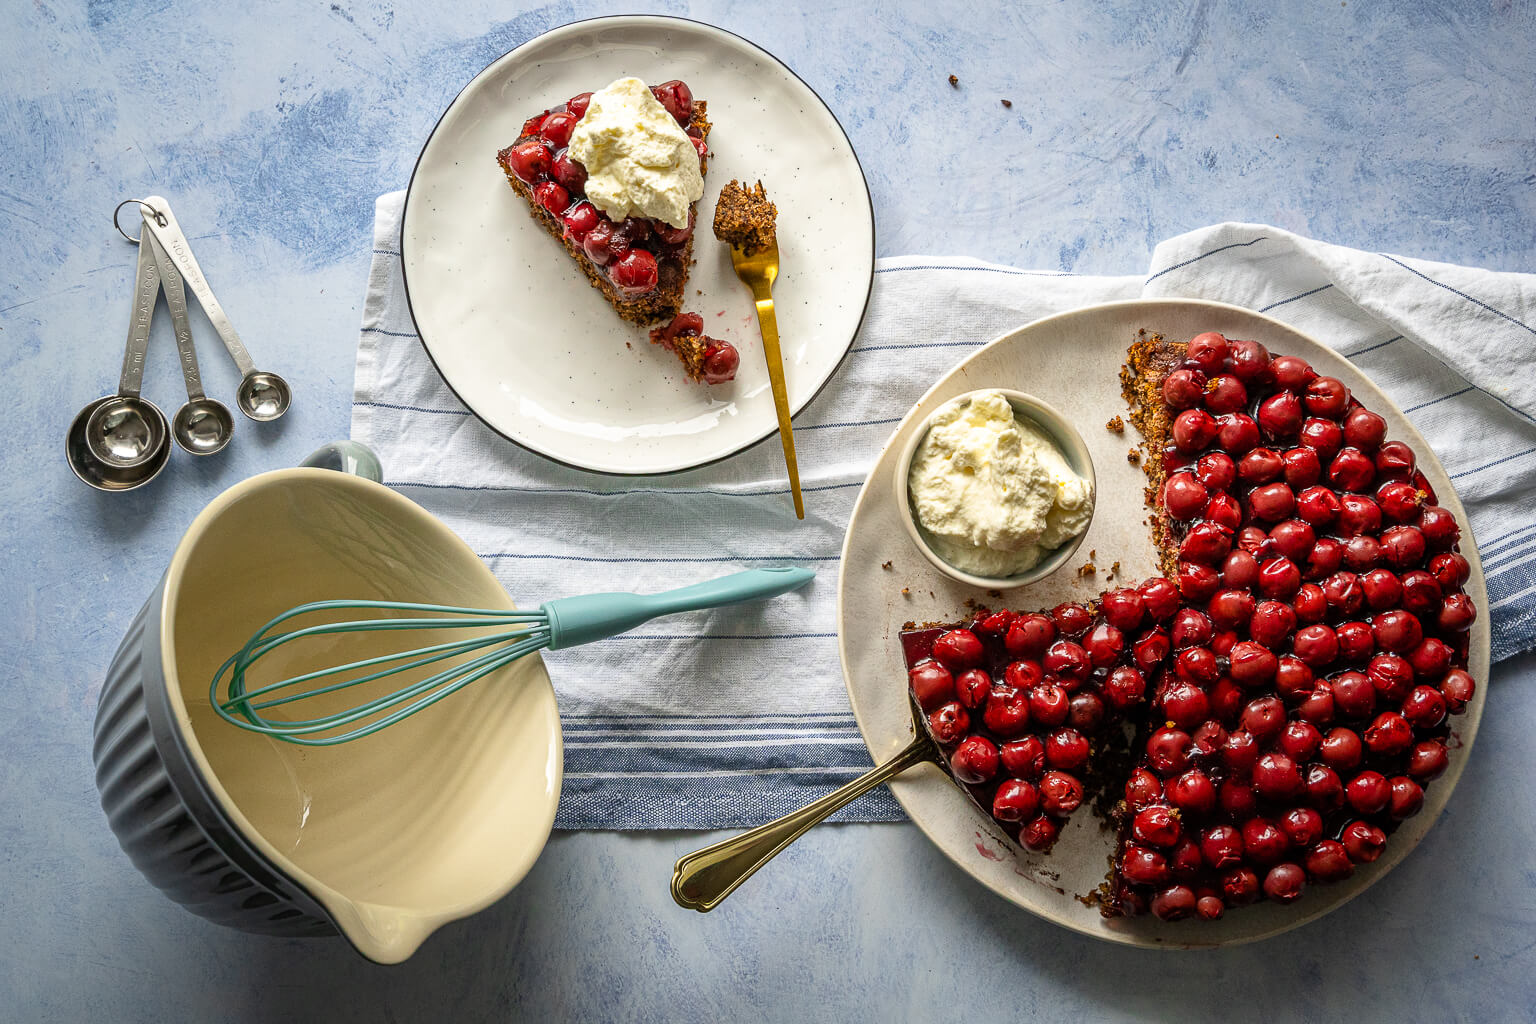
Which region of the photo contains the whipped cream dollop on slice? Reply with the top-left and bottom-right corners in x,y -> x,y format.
567,76 -> 703,229
908,390 -> 1094,578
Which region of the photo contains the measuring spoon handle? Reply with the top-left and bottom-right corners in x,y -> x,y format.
118,235 -> 160,398
139,195 -> 257,378
144,230 -> 206,401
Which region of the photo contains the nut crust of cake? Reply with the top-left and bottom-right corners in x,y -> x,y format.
712,179 -> 777,256
497,101 -> 711,326
1121,330 -> 1186,578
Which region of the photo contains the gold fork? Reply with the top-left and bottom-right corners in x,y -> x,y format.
727,240 -> 804,519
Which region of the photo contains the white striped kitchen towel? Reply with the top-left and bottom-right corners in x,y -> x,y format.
353,193 -> 1536,829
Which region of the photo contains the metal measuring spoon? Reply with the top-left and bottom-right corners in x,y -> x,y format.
79,236 -> 172,469
138,196 -> 292,422
145,231 -> 233,454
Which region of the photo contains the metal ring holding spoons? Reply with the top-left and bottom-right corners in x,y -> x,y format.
145,231 -> 233,454
137,196 -> 292,422
80,234 -> 172,470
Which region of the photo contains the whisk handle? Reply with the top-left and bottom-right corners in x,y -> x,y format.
542,567 -> 815,649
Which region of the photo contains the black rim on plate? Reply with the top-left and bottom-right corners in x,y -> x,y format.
398,14 -> 878,477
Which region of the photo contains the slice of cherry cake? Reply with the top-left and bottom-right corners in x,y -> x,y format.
497,80 -> 710,325
903,329 -> 1478,923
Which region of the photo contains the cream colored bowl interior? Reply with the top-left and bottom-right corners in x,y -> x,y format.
161,469 -> 562,963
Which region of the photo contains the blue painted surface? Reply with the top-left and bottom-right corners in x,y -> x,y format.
3,1 -> 1535,1020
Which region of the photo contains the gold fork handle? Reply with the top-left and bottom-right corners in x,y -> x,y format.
749,282 -> 804,519
670,734 -> 936,912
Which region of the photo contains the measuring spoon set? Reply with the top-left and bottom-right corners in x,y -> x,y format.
66,196 -> 292,491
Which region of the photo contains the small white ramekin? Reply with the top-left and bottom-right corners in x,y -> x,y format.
893,389 -> 1097,590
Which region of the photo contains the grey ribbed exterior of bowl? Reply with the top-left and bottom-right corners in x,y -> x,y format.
92,582 -> 338,938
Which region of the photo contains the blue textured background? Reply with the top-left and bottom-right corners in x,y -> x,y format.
3,1 -> 1535,1020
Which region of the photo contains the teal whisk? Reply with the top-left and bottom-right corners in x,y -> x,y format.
212,567 -> 814,746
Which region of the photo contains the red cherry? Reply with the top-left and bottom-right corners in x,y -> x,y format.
1438,593 -> 1477,632
1282,445 -> 1324,488
1329,448 -> 1377,493
1132,630 -> 1169,673
1169,770 -> 1217,816
1187,331 -> 1230,371
1257,390 -> 1304,440
1407,739 -> 1450,781
1227,641 -> 1277,686
1100,588 -> 1146,632
1217,413 -> 1262,453
1161,680 -> 1211,731
1402,684 -> 1447,729
1294,583 -> 1327,623
654,208 -> 697,246
1222,866 -> 1262,907
503,138 -> 553,183
1038,770 -> 1085,815
1229,338 -> 1272,381
1209,589 -> 1256,631
651,79 -> 694,125
1052,602 -> 1094,638
1441,668 -> 1477,713
1271,354 -> 1317,392
1028,683 -> 1070,727
1176,646 -> 1221,685
1220,550 -> 1260,590
699,341 -> 738,385
909,661 -> 954,710
1103,664 -> 1148,711
1281,806 -> 1324,848
1343,407 -> 1386,451
1205,375 -> 1249,414
1305,763 -> 1344,809
1240,695 -> 1285,742
1178,561 -> 1222,602
1334,494 -> 1381,538
1257,557 -> 1303,600
1171,608 -> 1212,650
1242,818 -> 1290,865
1020,814 -> 1062,851
1237,528 -> 1269,557
1364,711 -> 1413,756
951,735 -> 1000,784
1162,368 -> 1208,409
954,668 -> 992,710
532,180 -> 570,216
1343,534 -> 1382,572
1003,659 -> 1043,692
581,218 -> 620,266
1200,825 -> 1244,870
1163,472 -> 1208,520
1044,639 -> 1091,680
1253,752 -> 1304,801
1122,844 -> 1171,886
1248,482 -> 1296,523
1172,408 -> 1220,452
1331,671 -> 1377,718
1132,805 -> 1183,848
1388,775 -> 1424,820
1004,614 -> 1056,657
1146,727 -> 1193,777
610,248 -> 660,295
1219,776 -> 1259,820
1067,692 -> 1106,734
1381,525 -> 1426,570
1250,599 -> 1297,647
1372,610 -> 1423,654
1299,417 -> 1344,461
1275,655 -> 1316,701
1263,863 -> 1307,904
1306,537 -> 1346,581
1292,623 -> 1339,668
560,200 -> 600,240
1408,638 -> 1453,679
1151,886 -> 1199,921
926,703 -> 970,744
1278,720 -> 1323,761
539,110 -> 578,149
1399,570 -> 1443,618
1001,735 -> 1046,780
1045,728 -> 1090,773
1342,821 -> 1387,863
982,687 -> 1030,738
689,135 -> 708,160
551,150 -> 588,193
1296,485 -> 1342,527
1359,568 -> 1403,611
1239,447 -> 1284,485
1195,451 -> 1238,490
566,92 -> 593,119
1319,726 -> 1364,771
1304,376 -> 1350,418
932,629 -> 984,670
991,778 -> 1040,822
1419,505 -> 1460,551
1140,578 -> 1182,622
1376,480 -> 1424,522
1428,552 -> 1471,590
1306,840 -> 1355,883
1345,770 -> 1390,814
1125,767 -> 1163,810
1336,620 -> 1375,662
1366,654 -> 1414,703
1375,440 -> 1416,481
1204,493 -> 1243,531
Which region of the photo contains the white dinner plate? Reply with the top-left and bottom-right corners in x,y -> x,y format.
837,299 -> 1491,949
401,16 -> 875,475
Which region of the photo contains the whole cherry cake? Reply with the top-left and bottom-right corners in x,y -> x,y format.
497,78 -> 710,326
903,330 -> 1478,923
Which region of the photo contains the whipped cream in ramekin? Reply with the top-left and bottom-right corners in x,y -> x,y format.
908,391 -> 1094,577
568,76 -> 703,229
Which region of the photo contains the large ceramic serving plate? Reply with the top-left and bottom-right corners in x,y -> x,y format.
837,299 -> 1490,949
401,16 -> 875,475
